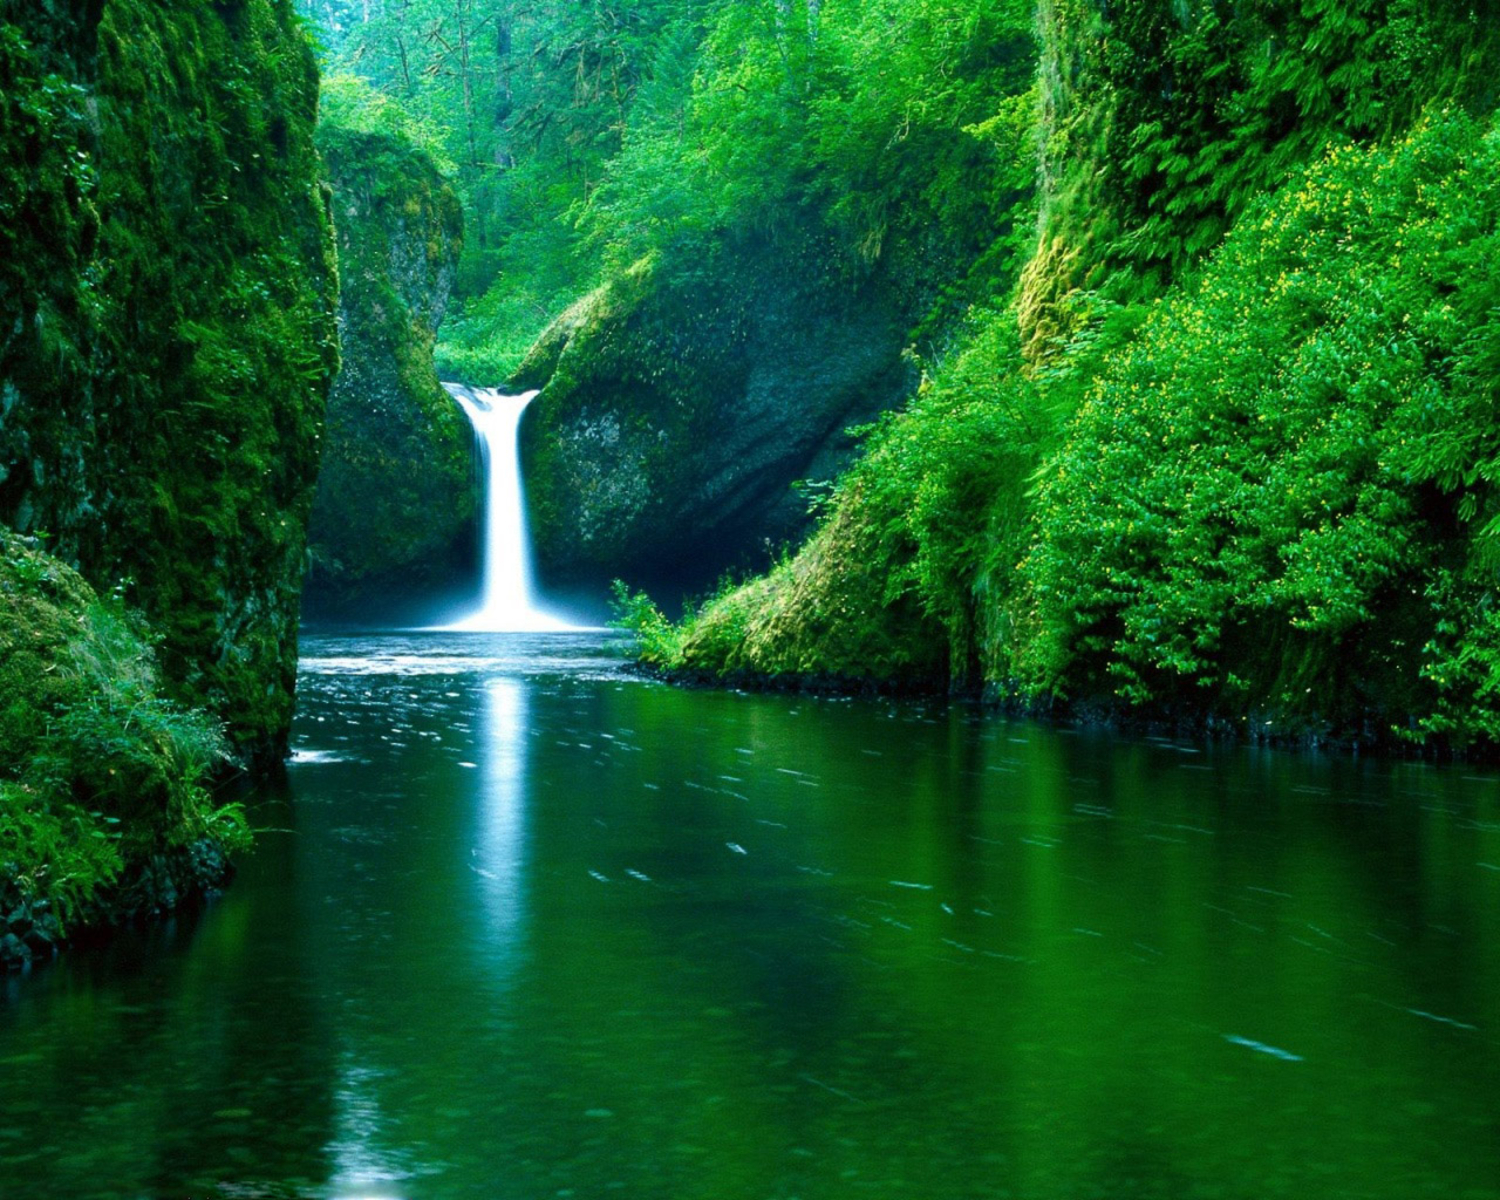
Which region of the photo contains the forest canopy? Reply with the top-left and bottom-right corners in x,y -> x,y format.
300,0 -> 1037,379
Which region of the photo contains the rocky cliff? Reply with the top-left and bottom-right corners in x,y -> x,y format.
513,240 -> 913,590
0,0 -> 339,765
304,124 -> 469,623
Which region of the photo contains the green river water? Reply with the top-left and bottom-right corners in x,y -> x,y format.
1,632 -> 1498,1199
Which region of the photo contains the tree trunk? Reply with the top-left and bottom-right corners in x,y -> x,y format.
456,0 -> 479,168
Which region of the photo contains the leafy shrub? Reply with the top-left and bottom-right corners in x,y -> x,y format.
0,531 -> 245,927
1019,111 -> 1500,737
609,580 -> 684,668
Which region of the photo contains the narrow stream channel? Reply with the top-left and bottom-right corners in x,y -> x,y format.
3,631 -> 1498,1199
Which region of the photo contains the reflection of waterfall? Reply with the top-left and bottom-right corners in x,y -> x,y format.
328,1058 -> 411,1197
442,383 -> 573,632
474,675 -> 529,958
325,674 -> 533,1194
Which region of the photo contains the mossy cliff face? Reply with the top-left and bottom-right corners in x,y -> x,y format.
0,0 -> 339,765
1020,0 -> 1494,359
652,4 -> 1500,753
305,124 -> 469,621
514,244 -> 911,587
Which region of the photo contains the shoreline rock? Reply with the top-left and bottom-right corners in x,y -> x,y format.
1,838 -> 233,974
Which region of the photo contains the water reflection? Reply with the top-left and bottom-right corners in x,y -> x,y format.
472,676 -> 530,965
328,1060 -> 408,1198
0,776 -> 339,1196
1,633 -> 1498,1199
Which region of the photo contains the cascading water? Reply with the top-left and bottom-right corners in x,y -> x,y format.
442,383 -> 575,632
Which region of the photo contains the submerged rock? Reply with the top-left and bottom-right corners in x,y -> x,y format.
0,841 -> 232,973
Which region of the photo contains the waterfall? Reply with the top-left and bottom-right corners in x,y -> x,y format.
442,383 -> 574,632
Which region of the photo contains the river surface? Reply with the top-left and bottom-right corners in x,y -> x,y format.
3,632 -> 1499,1199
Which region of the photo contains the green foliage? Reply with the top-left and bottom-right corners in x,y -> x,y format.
1020,112 -> 1500,740
319,71 -> 456,171
1415,573 -> 1500,745
299,0 -> 1038,380
608,579 -> 683,667
0,782 -> 125,931
300,0 -> 695,379
665,101 -> 1500,748
0,531 -> 243,928
0,0 -> 341,765
1022,0 -> 1498,358
678,486 -> 949,684
587,1 -> 1031,250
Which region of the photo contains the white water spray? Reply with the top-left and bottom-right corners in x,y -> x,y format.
442,384 -> 574,632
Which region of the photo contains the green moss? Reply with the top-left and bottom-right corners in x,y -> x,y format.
517,235 -> 920,587
1020,0 -> 1498,361
0,0 -> 340,765
677,481 -> 948,685
677,108 -> 1500,749
518,254 -> 741,578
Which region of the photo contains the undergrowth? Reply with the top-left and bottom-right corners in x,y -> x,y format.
0,532 -> 246,929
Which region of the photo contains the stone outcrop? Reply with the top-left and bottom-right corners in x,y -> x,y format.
304,125 -> 471,623
513,246 -> 912,589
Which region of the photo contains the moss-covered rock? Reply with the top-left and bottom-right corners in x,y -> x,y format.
515,240 -> 912,588
0,528 -> 242,969
0,0 -> 339,766
304,123 -> 470,621
661,94 -> 1500,754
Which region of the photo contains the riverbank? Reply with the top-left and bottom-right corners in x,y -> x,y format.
633,658 -> 1493,764
1,840 -> 232,973
0,531 -> 249,974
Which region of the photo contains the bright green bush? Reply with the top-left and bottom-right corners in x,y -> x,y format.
0,531 -> 244,928
665,108 -> 1500,748
609,580 -> 685,669
1022,0 -> 1497,357
1020,111 -> 1500,738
